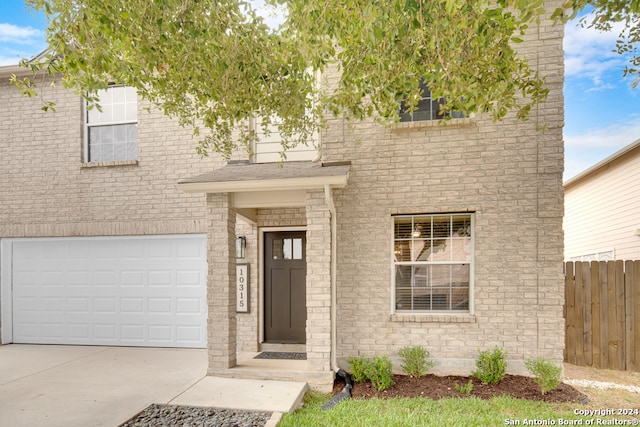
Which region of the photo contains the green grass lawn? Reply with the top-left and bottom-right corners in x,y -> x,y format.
278,392 -> 598,427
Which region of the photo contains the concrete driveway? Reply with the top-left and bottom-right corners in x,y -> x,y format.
0,344 -> 308,427
0,344 -> 207,427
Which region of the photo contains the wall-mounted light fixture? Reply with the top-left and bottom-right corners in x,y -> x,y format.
236,236 -> 246,259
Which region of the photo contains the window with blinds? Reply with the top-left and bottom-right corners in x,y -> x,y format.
393,213 -> 473,313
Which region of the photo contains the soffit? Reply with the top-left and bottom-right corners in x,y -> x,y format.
177,161 -> 351,193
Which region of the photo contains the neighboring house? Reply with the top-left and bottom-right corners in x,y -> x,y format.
0,4 -> 565,387
564,138 -> 640,261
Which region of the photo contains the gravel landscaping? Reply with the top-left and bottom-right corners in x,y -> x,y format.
119,404 -> 272,427
565,379 -> 640,394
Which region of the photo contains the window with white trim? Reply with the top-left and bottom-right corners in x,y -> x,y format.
398,80 -> 465,122
393,213 -> 473,312
85,86 -> 138,162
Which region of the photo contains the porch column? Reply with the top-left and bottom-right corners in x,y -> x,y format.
305,189 -> 332,372
206,193 -> 237,371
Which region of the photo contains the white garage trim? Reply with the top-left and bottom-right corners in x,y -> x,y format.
1,235 -> 207,348
1,239 -> 14,344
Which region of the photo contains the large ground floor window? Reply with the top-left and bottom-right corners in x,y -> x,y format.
393,213 -> 473,313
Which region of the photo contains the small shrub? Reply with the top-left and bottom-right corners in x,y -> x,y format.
472,347 -> 507,385
348,355 -> 369,383
366,356 -> 395,391
454,379 -> 474,395
398,345 -> 435,377
525,358 -> 562,394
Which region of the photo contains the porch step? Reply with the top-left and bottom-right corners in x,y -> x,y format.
259,343 -> 306,353
209,368 -> 334,392
171,376 -> 309,413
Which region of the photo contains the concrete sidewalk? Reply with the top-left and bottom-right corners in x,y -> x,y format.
0,344 -> 307,427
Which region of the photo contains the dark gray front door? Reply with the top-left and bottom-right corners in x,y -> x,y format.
264,231 -> 306,343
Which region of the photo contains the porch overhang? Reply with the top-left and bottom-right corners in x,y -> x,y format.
176,161 -> 351,194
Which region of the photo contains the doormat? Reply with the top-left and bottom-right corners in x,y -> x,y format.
254,352 -> 307,360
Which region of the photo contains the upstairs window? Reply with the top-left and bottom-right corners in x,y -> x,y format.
85,86 -> 138,162
393,213 -> 473,313
398,80 -> 464,122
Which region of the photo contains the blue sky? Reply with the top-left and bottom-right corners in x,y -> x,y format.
1,1 -> 639,181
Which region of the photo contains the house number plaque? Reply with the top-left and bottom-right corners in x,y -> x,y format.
236,264 -> 249,313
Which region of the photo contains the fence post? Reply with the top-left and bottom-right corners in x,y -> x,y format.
600,261 -> 610,369
634,261 -> 640,372
615,260 -> 625,371
565,261 -> 576,365
581,261 -> 593,366
591,261 -> 601,368
575,262 -> 585,366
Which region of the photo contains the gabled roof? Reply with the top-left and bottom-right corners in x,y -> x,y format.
564,138 -> 640,189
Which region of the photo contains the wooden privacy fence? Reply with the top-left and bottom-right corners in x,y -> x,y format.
565,261 -> 640,372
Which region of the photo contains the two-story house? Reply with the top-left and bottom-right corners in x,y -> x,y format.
0,3 -> 565,388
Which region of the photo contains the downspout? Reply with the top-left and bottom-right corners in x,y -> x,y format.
324,184 -> 338,371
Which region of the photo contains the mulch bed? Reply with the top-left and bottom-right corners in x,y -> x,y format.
333,374 -> 589,403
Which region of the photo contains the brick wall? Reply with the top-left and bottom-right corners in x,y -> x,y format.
0,74 -> 220,238
304,190 -> 332,371
322,2 -> 565,373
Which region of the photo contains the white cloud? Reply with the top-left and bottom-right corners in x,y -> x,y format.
0,23 -> 43,44
564,15 -> 628,86
565,117 -> 640,149
0,55 -> 20,66
564,118 -> 640,180
0,45 -> 30,66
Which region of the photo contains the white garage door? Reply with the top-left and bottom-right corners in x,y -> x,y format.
3,235 -> 207,348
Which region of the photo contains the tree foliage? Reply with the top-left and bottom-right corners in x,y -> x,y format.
554,0 -> 640,87
10,0 -> 635,157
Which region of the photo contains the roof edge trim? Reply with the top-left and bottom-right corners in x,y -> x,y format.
176,174 -> 349,194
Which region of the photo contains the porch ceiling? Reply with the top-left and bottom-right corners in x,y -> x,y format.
176,161 -> 351,194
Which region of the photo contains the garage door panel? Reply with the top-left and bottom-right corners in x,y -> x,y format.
13,297 -> 38,312
94,324 -> 117,341
176,298 -> 203,315
94,298 -> 117,313
42,297 -> 65,312
121,271 -> 145,287
148,298 -> 172,314
68,271 -> 91,286
148,270 -> 172,287
176,270 -> 203,287
68,323 -> 91,339
68,297 -> 91,313
9,235 -> 207,348
13,322 -> 38,339
149,325 -> 172,342
176,325 -> 204,342
41,323 -> 65,338
95,271 -> 117,286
